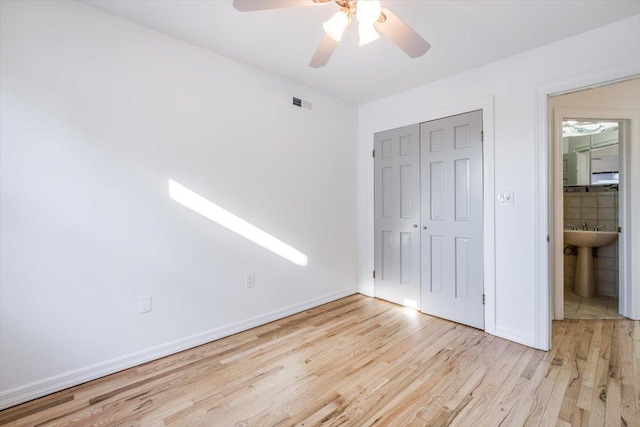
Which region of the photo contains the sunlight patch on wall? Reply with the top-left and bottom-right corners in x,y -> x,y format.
168,179 -> 308,267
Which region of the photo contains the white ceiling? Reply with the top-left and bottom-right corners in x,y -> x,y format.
81,0 -> 640,104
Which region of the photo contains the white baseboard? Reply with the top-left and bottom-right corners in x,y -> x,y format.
0,288 -> 357,410
494,326 -> 536,349
357,287 -> 374,297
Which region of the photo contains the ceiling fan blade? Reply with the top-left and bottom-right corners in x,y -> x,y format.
233,0 -> 326,12
309,35 -> 339,68
375,7 -> 431,58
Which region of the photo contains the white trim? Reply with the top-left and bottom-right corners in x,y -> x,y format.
494,326 -> 535,348
619,118 -> 640,319
534,61 -> 640,350
364,96 -> 497,336
0,288 -> 356,410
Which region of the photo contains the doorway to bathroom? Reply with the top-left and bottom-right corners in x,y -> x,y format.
559,118 -> 623,319
549,78 -> 639,320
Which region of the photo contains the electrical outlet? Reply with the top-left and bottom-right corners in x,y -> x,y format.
139,296 -> 152,314
245,273 -> 255,288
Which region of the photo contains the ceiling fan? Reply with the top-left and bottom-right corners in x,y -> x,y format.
232,0 -> 431,68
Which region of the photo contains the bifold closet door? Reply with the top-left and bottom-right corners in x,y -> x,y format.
374,124 -> 421,308
420,110 -> 484,329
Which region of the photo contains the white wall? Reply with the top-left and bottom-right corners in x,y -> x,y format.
0,0 -> 357,406
358,16 -> 640,347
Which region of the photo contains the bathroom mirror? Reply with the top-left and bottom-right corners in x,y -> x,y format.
562,120 -> 619,186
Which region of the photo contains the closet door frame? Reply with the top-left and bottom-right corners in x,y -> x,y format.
364,97 -> 496,337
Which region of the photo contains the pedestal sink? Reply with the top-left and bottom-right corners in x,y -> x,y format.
564,230 -> 618,297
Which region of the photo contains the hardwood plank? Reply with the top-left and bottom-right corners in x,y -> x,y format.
364,330 -> 494,425
588,320 -> 614,427
496,358 -> 550,426
558,320 -> 592,425
472,346 -> 537,426
447,341 -> 527,426
577,319 -> 605,412
541,368 -> 572,426
1,295 -> 637,427
0,392 -> 74,425
604,377 -> 621,427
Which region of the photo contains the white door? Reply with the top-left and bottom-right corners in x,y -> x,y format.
374,124 -> 421,308
420,110 -> 484,329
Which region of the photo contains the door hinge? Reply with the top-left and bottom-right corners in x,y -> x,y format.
482,294 -> 485,305
373,270 -> 376,279
372,149 -> 375,158
618,226 -> 622,233
547,235 -> 550,242
481,130 -> 484,142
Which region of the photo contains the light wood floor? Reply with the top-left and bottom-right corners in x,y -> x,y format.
1,295 -> 638,426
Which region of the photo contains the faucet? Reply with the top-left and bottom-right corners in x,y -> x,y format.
582,222 -> 588,231
595,225 -> 606,231
567,224 -> 577,230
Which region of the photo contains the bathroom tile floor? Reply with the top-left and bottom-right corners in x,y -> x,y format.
564,288 -> 623,319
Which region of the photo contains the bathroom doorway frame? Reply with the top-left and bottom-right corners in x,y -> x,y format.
552,108 -> 632,320
534,62 -> 640,349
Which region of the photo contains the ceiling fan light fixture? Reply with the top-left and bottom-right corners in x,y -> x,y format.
232,0 -> 431,68
356,0 -> 382,24
323,11 -> 350,42
358,22 -> 379,46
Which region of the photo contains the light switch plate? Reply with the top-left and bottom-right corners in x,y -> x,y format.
140,296 -> 152,314
497,191 -> 514,206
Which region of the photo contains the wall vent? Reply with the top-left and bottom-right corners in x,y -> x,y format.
292,96 -> 312,112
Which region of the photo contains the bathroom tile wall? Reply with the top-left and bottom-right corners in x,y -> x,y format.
563,187 -> 619,297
